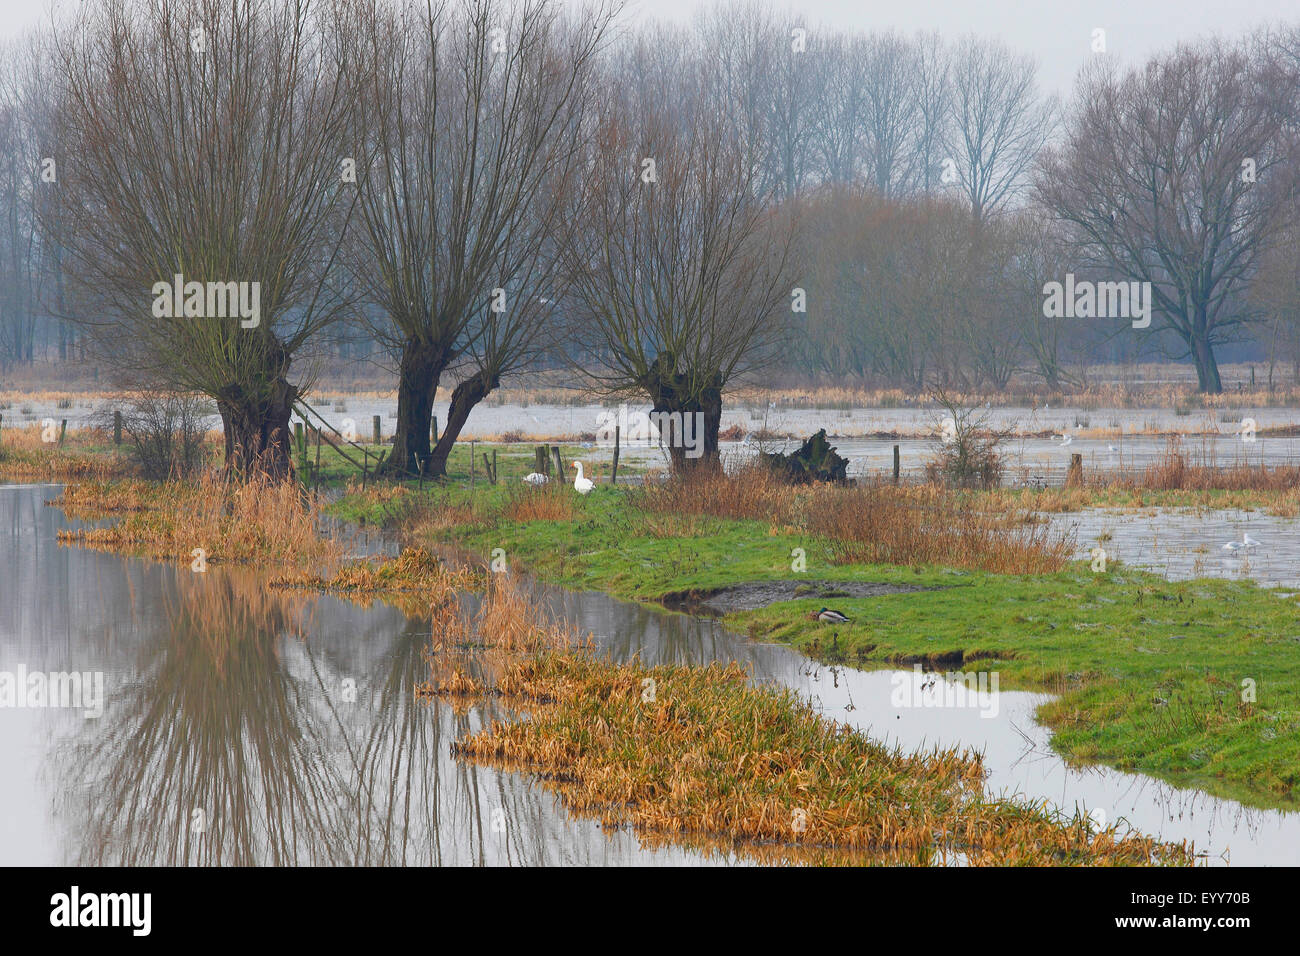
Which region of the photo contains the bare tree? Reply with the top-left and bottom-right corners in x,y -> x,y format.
946,35 -> 1055,222
565,73 -> 798,471
910,30 -> 951,196
343,0 -> 614,477
860,31 -> 920,197
0,31 -> 59,369
48,0 -> 354,477
1037,41 -> 1297,393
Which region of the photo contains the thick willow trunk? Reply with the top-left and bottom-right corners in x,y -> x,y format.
424,370 -> 497,478
378,341 -> 451,477
640,354 -> 723,474
217,377 -> 298,479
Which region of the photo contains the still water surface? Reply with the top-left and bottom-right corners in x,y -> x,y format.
1,483 -> 1295,865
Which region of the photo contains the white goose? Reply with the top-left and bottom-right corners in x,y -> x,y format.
571,461 -> 594,495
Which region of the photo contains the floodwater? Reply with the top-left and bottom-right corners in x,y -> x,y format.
1052,507 -> 1300,590
11,397 -> 1300,484
2,482 -> 1297,865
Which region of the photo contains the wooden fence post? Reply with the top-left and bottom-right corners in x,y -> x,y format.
372,415 -> 381,446
1066,453 -> 1083,488
470,440 -> 476,488
57,420 -> 67,448
550,444 -> 563,476
114,410 -> 123,445
611,425 -> 621,484
893,444 -> 900,484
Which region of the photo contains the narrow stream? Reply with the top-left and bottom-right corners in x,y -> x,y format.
1,483 -> 1294,865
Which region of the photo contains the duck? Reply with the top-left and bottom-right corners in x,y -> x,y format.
808,607 -> 851,624
522,472 -> 549,486
571,461 -> 594,494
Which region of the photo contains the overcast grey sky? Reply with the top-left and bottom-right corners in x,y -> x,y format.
5,0 -> 1297,95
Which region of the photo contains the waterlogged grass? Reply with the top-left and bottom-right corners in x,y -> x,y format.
738,566 -> 1300,808
43,464 -> 1300,810
53,475 -> 337,569
346,480 -> 1300,809
417,578 -> 1191,865
0,424 -> 125,481
300,439 -> 645,490
269,546 -> 486,615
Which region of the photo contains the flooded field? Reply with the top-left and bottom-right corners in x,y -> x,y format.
13,397 -> 1300,485
1054,507 -> 1300,590
2,482 -> 1296,865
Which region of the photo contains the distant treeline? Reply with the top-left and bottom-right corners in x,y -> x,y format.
0,0 -> 1297,474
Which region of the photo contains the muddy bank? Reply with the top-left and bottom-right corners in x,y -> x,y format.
660,578 -> 934,616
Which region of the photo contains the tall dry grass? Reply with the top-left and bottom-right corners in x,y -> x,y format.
0,423 -> 120,481
638,465 -> 1071,574
636,463 -> 796,523
804,484 -> 1072,574
1138,438 -> 1300,492
416,576 -> 590,701
55,472 -> 337,569
501,482 -> 576,522
421,580 -> 1190,865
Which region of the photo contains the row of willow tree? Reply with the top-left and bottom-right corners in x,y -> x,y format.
2,0 -> 1300,477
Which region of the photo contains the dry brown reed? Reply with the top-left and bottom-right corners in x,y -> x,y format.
0,423 -> 120,481
54,472 -> 336,568
1138,438 -> 1300,492
269,546 -> 485,601
501,482 -> 577,522
441,645 -> 1190,865
638,465 -> 1072,574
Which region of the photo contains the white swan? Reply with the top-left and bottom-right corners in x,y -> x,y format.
522,472 -> 548,486
1222,533 -> 1261,554
571,461 -> 594,494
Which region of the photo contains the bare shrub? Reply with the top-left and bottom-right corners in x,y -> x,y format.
98,392 -> 213,480
925,392 -> 1007,488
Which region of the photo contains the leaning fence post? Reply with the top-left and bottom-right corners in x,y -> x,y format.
57,419 -> 67,448
611,425 -> 621,484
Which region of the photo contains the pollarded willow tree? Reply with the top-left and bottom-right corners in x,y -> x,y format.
343,0 -> 615,478
565,43 -> 799,472
47,0 -> 354,477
